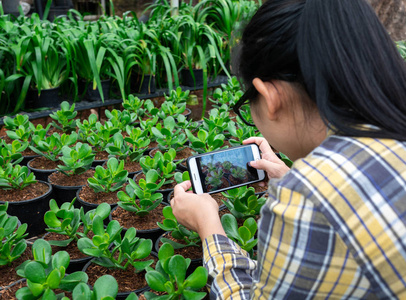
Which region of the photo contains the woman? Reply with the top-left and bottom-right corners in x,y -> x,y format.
171,0 -> 406,298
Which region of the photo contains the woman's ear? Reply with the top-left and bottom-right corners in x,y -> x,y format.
252,78 -> 281,120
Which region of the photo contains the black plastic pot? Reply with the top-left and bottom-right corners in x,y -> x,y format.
48,176 -> 85,207
133,74 -> 156,94
26,87 -> 60,109
76,186 -> 118,214
181,69 -> 203,87
108,204 -> 168,245
82,259 -> 150,298
27,158 -> 57,182
154,232 -> 203,277
1,181 -> 53,238
20,154 -> 41,167
86,79 -> 111,102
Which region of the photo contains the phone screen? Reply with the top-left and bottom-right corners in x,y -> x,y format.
194,146 -> 260,193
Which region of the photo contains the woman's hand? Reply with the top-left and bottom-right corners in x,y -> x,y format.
172,181 -> 226,240
243,137 -> 290,179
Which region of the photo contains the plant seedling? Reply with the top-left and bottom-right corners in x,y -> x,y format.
29,132 -> 78,162
49,101 -> 78,133
221,214 -> 257,258
15,239 -> 88,299
139,149 -> 178,185
124,126 -> 151,162
164,86 -> 190,105
117,171 -> 164,217
185,128 -> 226,154
0,202 -> 28,266
105,108 -> 137,130
122,94 -> 145,115
3,114 -> 30,131
76,113 -> 98,142
0,140 -> 27,167
0,163 -> 37,190
144,243 -> 208,300
156,100 -> 186,120
157,206 -> 201,249
71,275 -> 138,300
44,199 -> 111,247
57,142 -> 95,176
77,218 -> 153,271
87,157 -> 128,193
151,116 -> 187,151
222,186 -> 267,220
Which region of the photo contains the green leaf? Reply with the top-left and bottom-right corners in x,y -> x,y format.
93,274 -> 118,299
145,271 -> 167,292
182,290 -> 207,300
32,238 -> 52,265
243,218 -> 257,236
59,272 -> 89,292
158,243 -> 174,261
185,266 -> 208,289
220,214 -> 239,240
238,226 -> 251,242
52,251 -> 70,271
24,261 -> 47,284
46,269 -> 62,290
168,255 -> 187,285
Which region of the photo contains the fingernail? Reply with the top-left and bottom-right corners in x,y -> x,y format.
249,161 -> 255,167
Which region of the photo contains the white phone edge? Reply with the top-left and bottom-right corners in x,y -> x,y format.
188,144 -> 266,195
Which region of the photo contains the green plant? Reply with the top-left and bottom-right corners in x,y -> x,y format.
71,275 -> 138,300
222,186 -> 267,219
3,114 -> 30,131
77,218 -> 153,271
227,121 -> 261,147
88,158 -> 128,193
0,202 -> 28,266
0,139 -> 27,167
144,243 -> 208,300
16,239 -> 88,300
86,120 -> 120,153
157,206 -> 200,249
202,108 -> 232,136
185,128 -> 226,154
105,108 -> 138,130
49,101 -> 78,133
230,166 -> 247,181
156,101 -> 186,120
221,213 -> 257,258
279,152 -> 293,168
44,199 -> 111,247
123,126 -> 151,162
122,94 -> 145,115
57,142 -> 95,176
205,169 -> 224,190
117,171 -> 164,217
29,132 -> 78,162
0,163 -> 36,190
139,149 -> 178,185
151,116 -> 187,151
397,40 -> 406,60
76,114 -> 98,142
164,86 -> 190,105
6,122 -> 49,145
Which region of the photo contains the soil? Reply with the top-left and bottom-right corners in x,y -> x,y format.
78,184 -> 124,205
94,150 -> 109,161
158,232 -> 202,261
123,157 -> 142,174
0,247 -> 32,289
28,156 -> 60,170
0,181 -> 49,202
48,170 -> 95,186
85,258 -> 155,293
111,204 -> 167,231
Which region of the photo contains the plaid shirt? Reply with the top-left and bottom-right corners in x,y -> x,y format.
204,135 -> 406,299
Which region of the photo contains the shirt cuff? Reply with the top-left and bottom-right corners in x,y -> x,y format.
203,234 -> 249,264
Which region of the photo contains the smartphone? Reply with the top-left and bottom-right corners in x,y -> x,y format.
187,144 -> 266,194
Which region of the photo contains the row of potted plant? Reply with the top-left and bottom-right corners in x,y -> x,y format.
0,0 -> 261,116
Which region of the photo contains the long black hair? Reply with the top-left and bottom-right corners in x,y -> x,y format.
237,0 -> 406,140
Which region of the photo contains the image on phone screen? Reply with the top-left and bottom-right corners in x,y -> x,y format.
195,146 -> 259,193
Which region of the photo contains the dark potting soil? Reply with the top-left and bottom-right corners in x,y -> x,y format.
0,279 -> 25,299
158,232 -> 202,260
48,170 -> 95,186
85,262 -> 149,293
135,173 -> 177,190
249,181 -> 269,193
111,204 -> 166,231
94,150 -> 109,161
123,158 -> 142,174
29,156 -> 60,170
0,247 -> 32,289
44,230 -> 93,260
78,184 -> 124,205
0,181 -> 49,202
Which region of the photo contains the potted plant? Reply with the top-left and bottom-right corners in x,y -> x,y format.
78,218 -> 153,296
144,243 -> 208,300
43,199 -> 111,273
48,142 -> 95,206
111,169 -> 167,244
15,239 -> 88,299
0,163 -> 53,237
48,101 -> 78,134
205,169 -> 229,191
77,157 -> 128,212
28,132 -> 77,182
185,128 -> 227,154
0,202 -> 28,290
0,139 -> 27,168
